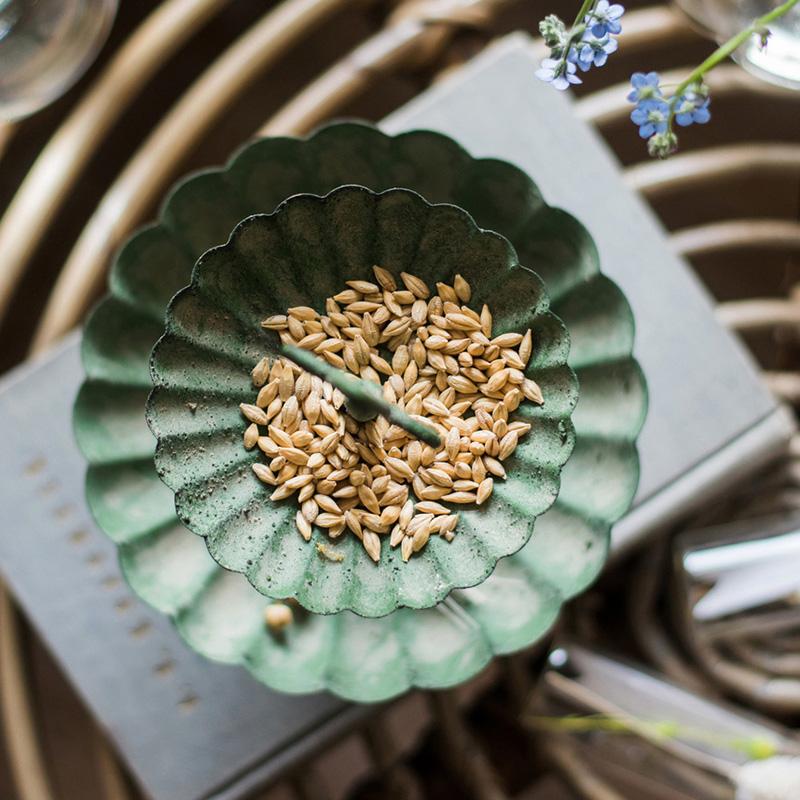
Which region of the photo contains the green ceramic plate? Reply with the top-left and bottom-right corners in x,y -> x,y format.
145,186 -> 577,617
74,122 -> 646,700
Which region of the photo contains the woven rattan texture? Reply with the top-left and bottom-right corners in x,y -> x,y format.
0,1 -> 798,798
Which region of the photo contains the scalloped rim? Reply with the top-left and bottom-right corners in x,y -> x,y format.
74,120 -> 647,701
145,184 -> 578,617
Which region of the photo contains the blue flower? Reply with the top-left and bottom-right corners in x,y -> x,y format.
536,57 -> 582,90
627,71 -> 663,104
630,99 -> 670,139
572,33 -> 619,72
586,0 -> 624,37
674,90 -> 711,126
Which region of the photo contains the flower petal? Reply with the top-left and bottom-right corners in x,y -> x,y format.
693,106 -> 711,124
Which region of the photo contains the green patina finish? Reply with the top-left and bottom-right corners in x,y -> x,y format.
145,186 -> 577,617
282,344 -> 441,445
74,122 -> 646,702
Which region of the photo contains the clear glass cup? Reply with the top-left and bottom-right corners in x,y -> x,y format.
674,0 -> 800,90
0,0 -> 117,121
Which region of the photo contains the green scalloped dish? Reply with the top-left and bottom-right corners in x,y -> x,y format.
74,122 -> 647,701
146,186 -> 577,617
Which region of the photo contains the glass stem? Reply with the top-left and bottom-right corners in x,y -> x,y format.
670,0 -> 800,110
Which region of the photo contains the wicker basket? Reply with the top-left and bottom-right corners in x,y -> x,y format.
1,1 -> 798,797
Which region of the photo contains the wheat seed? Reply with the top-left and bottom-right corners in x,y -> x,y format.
244,267 -> 542,565
264,602 -> 293,631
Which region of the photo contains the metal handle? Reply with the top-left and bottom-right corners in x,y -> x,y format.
282,345 -> 441,447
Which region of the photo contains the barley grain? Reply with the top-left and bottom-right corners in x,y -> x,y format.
264,603 -> 293,630
247,268 -> 542,564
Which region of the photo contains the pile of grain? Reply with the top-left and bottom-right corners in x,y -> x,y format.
241,266 -> 542,565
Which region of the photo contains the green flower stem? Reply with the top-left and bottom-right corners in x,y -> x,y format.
548,0 -> 595,78
524,714 -> 780,760
668,0 -> 799,121
571,0 -> 595,28
282,344 -> 442,447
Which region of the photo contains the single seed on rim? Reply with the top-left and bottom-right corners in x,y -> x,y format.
264,603 -> 293,630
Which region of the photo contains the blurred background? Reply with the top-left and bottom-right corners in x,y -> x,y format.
0,1 -> 799,798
